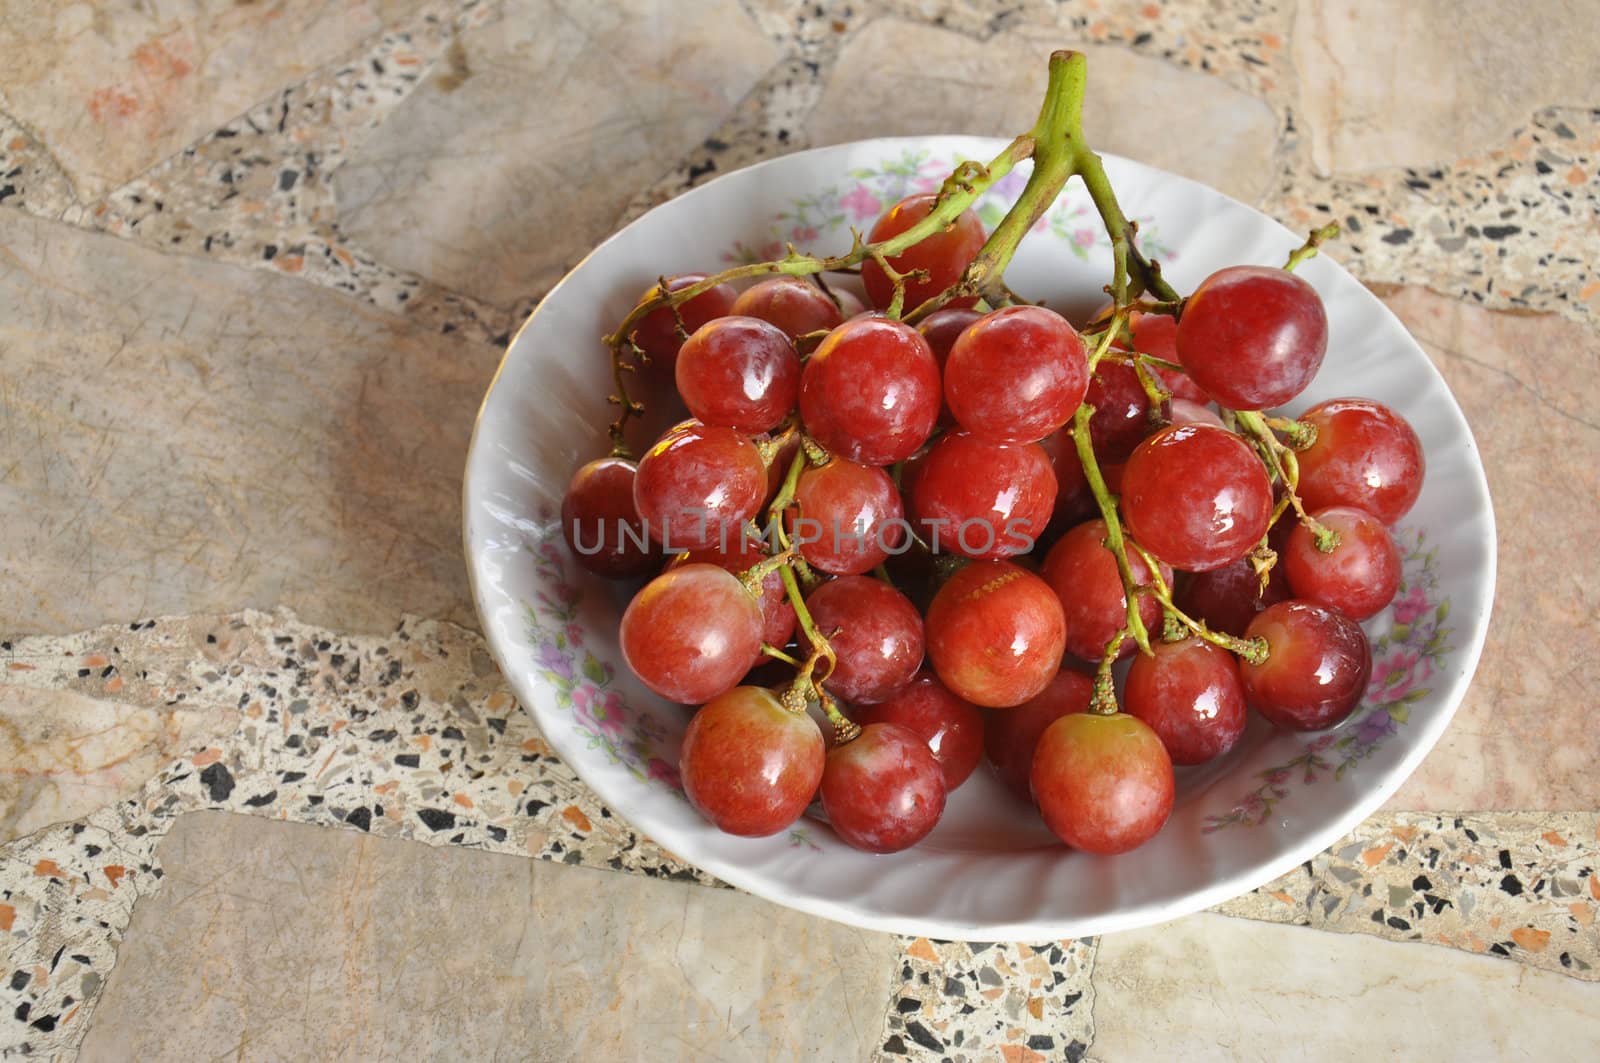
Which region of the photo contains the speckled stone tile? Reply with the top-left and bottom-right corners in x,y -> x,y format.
1292,0 -> 1600,176
875,938 -> 1096,1062
0,209 -> 497,636
1374,287 -> 1600,810
332,0 -> 780,309
1090,911 -> 1600,1061
0,1 -> 428,202
69,812 -> 899,1062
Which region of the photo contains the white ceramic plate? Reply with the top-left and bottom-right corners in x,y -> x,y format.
463,136 -> 1496,940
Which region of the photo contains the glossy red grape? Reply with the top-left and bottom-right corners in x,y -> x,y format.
1041,519 -> 1172,662
1295,399 -> 1426,525
800,317 -> 941,465
790,459 -> 906,575
633,422 -> 767,552
860,193 -> 986,312
1241,600 -> 1372,730
1124,638 -> 1248,765
729,276 -> 846,340
1176,265 -> 1328,410
680,686 -> 824,836
1283,506 -> 1402,621
620,564 -> 764,704
671,537 -> 796,650
561,457 -> 657,579
984,668 -> 1093,799
1120,424 -> 1273,572
917,307 -> 983,367
1128,305 -> 1209,403
856,671 -> 984,791
674,316 -> 800,433
630,273 -> 738,372
926,560 -> 1067,708
908,432 -> 1056,559
945,306 -> 1089,443
1085,361 -> 1153,462
1031,712 -> 1175,854
803,575 -> 924,704
820,723 -> 947,852
1176,555 -> 1290,637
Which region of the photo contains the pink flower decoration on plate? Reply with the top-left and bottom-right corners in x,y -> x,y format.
573,684 -> 627,740
1391,584 -> 1430,624
840,184 -> 883,224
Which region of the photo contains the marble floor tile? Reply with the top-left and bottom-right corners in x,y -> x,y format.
0,685 -> 236,845
1378,288 -> 1600,810
1292,0 -> 1600,176
807,19 -> 1280,205
1091,912 -> 1600,1061
74,811 -> 899,1062
0,211 -> 499,637
0,0 -> 427,203
332,0 -> 779,309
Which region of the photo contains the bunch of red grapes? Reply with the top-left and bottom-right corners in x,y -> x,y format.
561,189 -> 1425,857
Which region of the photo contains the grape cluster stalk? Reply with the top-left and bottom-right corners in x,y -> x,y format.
563,49 -> 1425,856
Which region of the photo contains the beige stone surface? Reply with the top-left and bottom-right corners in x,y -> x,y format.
332,0 -> 779,308
808,19 -> 1281,204
0,210 -> 498,637
76,811 -> 899,1062
1092,912 -> 1600,1059
0,0 -> 424,203
0,685 -> 236,844
1378,287 -> 1600,810
1292,0 -> 1600,176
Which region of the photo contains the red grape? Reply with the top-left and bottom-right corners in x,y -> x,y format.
1176,265 -> 1328,410
1240,600 -> 1372,730
671,537 -> 796,650
1128,305 -> 1209,403
1120,423 -> 1273,572
630,273 -> 738,372
925,560 -> 1067,708
680,686 -> 824,836
799,317 -> 941,465
984,667 -> 1093,799
819,723 -> 947,852
1283,506 -> 1402,621
856,671 -> 984,792
1295,399 -> 1425,525
1031,712 -> 1175,854
1169,397 -> 1225,429
674,316 -> 800,433
729,276 -> 846,340
1041,519 -> 1171,662
916,307 -> 983,368
1085,360 -> 1154,462
1175,555 -> 1290,637
790,458 -> 906,575
860,193 -> 986,312
620,564 -> 764,704
561,457 -> 657,579
944,306 -> 1089,443
1124,638 -> 1248,765
1039,428 -> 1099,531
803,575 -> 924,704
633,421 -> 767,552
908,432 -> 1056,559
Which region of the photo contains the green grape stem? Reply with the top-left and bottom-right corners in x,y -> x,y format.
1284,222 -> 1342,273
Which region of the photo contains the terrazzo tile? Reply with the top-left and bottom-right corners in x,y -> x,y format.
0,210 -> 497,636
807,19 -> 1280,204
332,0 -> 779,308
875,938 -> 1096,1061
1375,287 -> 1600,810
0,0 -> 428,202
1292,0 -> 1600,176
70,811 -> 899,1062
1090,912 -> 1600,1061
